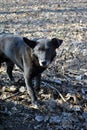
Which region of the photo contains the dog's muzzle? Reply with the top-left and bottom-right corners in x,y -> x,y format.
39,60 -> 50,67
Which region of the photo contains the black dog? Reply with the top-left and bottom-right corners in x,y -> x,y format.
0,34 -> 63,107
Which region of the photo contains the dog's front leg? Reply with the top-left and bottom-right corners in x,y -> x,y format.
24,68 -> 37,106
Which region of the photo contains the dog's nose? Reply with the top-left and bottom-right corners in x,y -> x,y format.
42,61 -> 46,66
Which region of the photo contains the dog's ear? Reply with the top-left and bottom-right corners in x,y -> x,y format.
51,38 -> 63,48
23,37 -> 37,48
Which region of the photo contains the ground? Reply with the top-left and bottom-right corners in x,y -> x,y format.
0,0 -> 87,130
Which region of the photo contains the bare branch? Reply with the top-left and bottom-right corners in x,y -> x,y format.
3,92 -> 22,101
41,79 -> 62,85
41,81 -> 66,102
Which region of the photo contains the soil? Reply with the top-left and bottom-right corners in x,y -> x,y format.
0,0 -> 87,130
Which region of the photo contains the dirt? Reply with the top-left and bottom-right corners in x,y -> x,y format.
0,0 -> 87,130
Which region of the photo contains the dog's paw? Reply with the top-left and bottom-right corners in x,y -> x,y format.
30,101 -> 40,109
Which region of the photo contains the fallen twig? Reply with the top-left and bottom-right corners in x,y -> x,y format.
3,92 -> 22,101
41,79 -> 62,85
41,81 -> 66,102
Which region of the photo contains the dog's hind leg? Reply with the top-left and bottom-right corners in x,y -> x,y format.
6,61 -> 14,81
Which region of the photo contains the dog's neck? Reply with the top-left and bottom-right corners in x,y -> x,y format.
32,54 -> 39,66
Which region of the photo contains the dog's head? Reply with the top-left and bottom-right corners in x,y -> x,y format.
23,37 -> 63,68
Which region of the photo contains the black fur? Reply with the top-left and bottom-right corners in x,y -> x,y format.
0,34 -> 63,106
